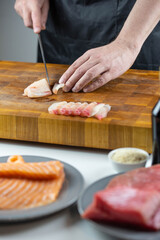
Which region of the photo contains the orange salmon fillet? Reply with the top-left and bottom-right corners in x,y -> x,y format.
0,172 -> 65,209
0,156 -> 65,209
0,160 -> 63,180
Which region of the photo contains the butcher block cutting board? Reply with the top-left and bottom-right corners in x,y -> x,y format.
0,61 -> 159,152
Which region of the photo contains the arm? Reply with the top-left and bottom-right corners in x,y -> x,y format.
59,0 -> 160,93
14,0 -> 49,33
118,0 -> 160,51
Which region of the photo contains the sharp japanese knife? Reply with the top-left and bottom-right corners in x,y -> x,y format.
38,33 -> 50,86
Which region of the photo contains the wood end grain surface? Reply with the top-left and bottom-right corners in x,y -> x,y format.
0,61 -> 159,152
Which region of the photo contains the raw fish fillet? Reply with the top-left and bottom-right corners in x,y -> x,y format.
107,164 -> 160,192
52,83 -> 65,94
0,156 -> 65,210
23,78 -> 52,98
82,164 -> 160,230
48,101 -> 111,120
0,160 -> 63,180
83,186 -> 160,230
0,171 -> 65,210
82,201 -> 113,222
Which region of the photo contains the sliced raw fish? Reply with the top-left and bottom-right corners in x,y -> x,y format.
71,102 -> 82,115
60,102 -> 75,115
81,102 -> 97,117
95,104 -> 111,120
48,101 -> 111,120
48,101 -> 67,114
52,83 -> 65,94
90,103 -> 105,116
23,78 -> 52,98
74,102 -> 88,116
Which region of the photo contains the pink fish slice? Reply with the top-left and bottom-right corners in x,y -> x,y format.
95,104 -> 111,120
60,102 -> 75,115
23,78 -> 52,98
90,103 -> 105,117
71,102 -> 82,116
48,101 -> 67,115
55,102 -> 68,115
74,102 -> 88,116
81,102 -> 98,117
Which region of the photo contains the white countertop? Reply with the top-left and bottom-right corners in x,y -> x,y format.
0,140 -> 119,240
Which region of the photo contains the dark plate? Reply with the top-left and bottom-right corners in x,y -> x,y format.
78,174 -> 160,240
0,155 -> 84,223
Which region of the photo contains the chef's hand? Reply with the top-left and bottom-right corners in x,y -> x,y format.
59,39 -> 141,92
14,0 -> 49,33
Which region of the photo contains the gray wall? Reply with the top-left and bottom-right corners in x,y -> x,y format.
0,0 -> 37,62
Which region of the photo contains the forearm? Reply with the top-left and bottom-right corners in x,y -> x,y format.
117,0 -> 160,49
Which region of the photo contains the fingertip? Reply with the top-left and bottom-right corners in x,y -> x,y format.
42,24 -> 46,30
83,88 -> 88,92
63,89 -> 69,93
34,27 -> 41,33
83,87 -> 93,92
72,88 -> 78,92
59,78 -> 64,84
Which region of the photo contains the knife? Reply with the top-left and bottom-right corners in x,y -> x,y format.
38,33 -> 50,86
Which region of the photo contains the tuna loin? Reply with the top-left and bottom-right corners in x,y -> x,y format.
82,165 -> 160,230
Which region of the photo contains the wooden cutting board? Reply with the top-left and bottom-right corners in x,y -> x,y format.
0,61 -> 159,153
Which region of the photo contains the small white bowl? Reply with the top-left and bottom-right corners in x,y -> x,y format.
108,147 -> 149,173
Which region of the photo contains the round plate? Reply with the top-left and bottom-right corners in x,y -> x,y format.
78,174 -> 160,240
0,155 -> 84,223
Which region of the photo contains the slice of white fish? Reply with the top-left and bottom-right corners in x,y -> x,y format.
90,103 -> 105,117
74,102 -> 88,116
23,78 -> 52,98
48,101 -> 111,120
95,104 -> 111,120
81,102 -> 98,117
60,102 -> 75,115
52,83 -> 65,95
71,102 -> 82,116
48,101 -> 67,114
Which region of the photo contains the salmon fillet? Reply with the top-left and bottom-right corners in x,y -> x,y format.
0,160 -> 63,180
0,172 -> 65,209
0,156 -> 65,210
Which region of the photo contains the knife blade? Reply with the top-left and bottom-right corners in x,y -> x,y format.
38,34 -> 50,86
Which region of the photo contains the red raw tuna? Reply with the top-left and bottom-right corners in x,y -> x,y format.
82,200 -> 114,222
82,165 -> 160,230
107,165 -> 160,191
